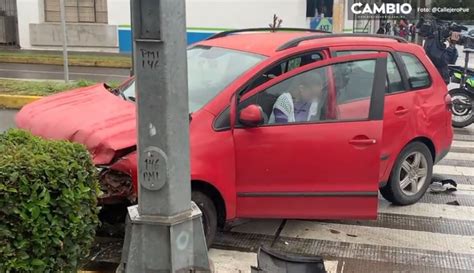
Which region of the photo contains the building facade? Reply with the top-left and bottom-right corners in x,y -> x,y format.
12,0 -> 377,53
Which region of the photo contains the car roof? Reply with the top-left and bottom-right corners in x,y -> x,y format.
196,31 -> 402,56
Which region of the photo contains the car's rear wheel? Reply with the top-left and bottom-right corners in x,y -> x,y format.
380,142 -> 433,205
192,190 -> 217,248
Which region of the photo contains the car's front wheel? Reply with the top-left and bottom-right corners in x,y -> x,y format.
380,142 -> 433,205
192,191 -> 217,248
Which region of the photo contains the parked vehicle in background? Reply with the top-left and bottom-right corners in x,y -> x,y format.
16,29 -> 453,245
448,48 -> 474,128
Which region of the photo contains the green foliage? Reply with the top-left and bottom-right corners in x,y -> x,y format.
0,79 -> 96,96
0,129 -> 100,272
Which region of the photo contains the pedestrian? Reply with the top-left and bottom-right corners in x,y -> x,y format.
377,23 -> 385,34
393,24 -> 399,36
385,22 -> 391,35
410,23 -> 416,42
398,18 -> 408,39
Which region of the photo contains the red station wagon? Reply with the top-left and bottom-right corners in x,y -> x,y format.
16,29 -> 453,245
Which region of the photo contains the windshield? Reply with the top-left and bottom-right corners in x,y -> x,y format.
120,46 -> 265,112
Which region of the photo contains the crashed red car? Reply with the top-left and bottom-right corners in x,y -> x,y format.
16,29 -> 453,245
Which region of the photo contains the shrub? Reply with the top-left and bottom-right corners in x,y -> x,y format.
0,129 -> 100,272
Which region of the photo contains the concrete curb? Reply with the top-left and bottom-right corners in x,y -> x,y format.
0,94 -> 42,109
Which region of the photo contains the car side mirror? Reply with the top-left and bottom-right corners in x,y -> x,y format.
239,104 -> 265,127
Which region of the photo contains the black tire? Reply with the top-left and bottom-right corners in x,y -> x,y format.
380,142 -> 433,205
449,88 -> 474,128
192,191 -> 217,248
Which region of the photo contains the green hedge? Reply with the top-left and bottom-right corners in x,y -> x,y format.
0,129 -> 100,272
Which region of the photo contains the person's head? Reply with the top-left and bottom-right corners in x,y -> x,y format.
400,18 -> 407,26
291,72 -> 324,102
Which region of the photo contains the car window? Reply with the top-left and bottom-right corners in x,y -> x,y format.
335,60 -> 375,104
386,55 -> 404,93
400,53 -> 431,89
334,50 -> 404,93
239,59 -> 377,125
245,52 -> 322,91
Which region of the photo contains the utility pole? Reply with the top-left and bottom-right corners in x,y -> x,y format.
119,0 -> 210,272
59,0 -> 69,83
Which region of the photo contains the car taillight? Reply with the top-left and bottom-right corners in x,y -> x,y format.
445,93 -> 452,111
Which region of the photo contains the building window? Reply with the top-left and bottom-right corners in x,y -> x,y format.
44,0 -> 108,23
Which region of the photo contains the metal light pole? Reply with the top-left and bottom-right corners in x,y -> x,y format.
119,0 -> 210,272
59,0 -> 69,83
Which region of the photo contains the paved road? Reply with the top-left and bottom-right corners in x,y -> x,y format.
0,63 -> 130,83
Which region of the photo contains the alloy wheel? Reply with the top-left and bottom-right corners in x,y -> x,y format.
398,151 -> 428,196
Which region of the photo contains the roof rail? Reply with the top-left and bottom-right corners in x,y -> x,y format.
276,33 -> 408,51
205,28 -> 330,40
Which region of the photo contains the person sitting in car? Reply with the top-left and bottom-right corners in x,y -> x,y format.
269,72 -> 324,124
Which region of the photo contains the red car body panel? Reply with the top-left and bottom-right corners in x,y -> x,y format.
328,44 -> 453,183
15,32 -> 453,223
15,84 -> 137,165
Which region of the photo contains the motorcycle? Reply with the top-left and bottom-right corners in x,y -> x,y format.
448,48 -> 474,128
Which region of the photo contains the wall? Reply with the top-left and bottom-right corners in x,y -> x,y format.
16,0 -> 42,49
16,0 -> 342,52
115,0 -> 316,52
30,23 -> 117,47
106,0 -> 311,28
107,0 -> 130,26
186,0 -> 310,29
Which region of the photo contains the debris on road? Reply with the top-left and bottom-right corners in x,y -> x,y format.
429,179 -> 458,194
446,200 -> 461,206
250,246 -> 326,273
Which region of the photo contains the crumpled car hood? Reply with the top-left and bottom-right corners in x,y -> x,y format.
16,83 -> 136,165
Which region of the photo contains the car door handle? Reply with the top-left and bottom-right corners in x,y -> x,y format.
349,138 -> 377,145
394,107 -> 409,115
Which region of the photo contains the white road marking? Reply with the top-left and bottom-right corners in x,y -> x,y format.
444,152 -> 474,161
280,221 -> 474,254
434,165 -> 474,176
452,140 -> 474,148
378,199 -> 474,221
427,187 -> 474,196
209,249 -> 256,273
457,184 -> 474,191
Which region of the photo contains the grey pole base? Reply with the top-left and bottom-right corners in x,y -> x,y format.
118,202 -> 210,273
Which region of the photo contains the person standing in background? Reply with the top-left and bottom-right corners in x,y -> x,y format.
409,23 -> 416,42
377,21 -> 386,34
399,18 -> 408,39
385,22 -> 392,35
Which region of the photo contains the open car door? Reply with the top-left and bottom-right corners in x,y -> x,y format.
232,52 -> 388,219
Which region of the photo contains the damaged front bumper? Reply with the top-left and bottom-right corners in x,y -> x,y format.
97,167 -> 137,205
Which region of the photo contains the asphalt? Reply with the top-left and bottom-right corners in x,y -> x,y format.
0,63 -> 130,82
